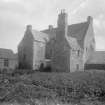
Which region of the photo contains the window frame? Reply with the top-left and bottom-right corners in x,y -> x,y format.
4,59 -> 9,67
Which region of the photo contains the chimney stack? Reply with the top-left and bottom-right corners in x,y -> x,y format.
57,9 -> 68,29
26,25 -> 32,31
49,25 -> 53,30
87,16 -> 93,23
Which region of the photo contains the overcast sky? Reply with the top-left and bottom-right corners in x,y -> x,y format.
0,0 -> 105,53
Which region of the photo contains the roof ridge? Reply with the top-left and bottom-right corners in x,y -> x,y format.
68,21 -> 90,48
68,21 -> 87,27
0,48 -> 13,53
32,29 -> 49,42
81,21 -> 90,39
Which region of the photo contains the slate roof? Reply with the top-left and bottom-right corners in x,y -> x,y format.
42,28 -> 56,40
68,22 -> 89,39
86,51 -> 105,64
19,20 -> 90,50
42,29 -> 56,35
0,48 -> 16,59
68,22 -> 89,48
32,30 -> 49,43
66,36 -> 80,50
18,29 -> 49,48
42,21 -> 89,48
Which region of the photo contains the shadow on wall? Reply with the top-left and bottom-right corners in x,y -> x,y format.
39,63 -> 52,72
18,62 -> 32,70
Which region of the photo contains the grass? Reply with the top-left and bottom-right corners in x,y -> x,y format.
1,70 -> 105,104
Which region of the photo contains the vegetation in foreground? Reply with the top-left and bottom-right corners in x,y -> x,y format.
0,70 -> 105,105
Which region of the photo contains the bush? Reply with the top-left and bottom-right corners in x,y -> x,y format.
1,71 -> 105,104
27,71 -> 105,103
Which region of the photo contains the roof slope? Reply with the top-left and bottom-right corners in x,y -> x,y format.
42,29 -> 56,35
68,22 -> 89,48
42,28 -> 56,39
0,48 -> 16,59
42,21 -> 89,48
66,36 -> 80,50
68,22 -> 89,39
32,30 -> 49,43
18,29 -> 49,48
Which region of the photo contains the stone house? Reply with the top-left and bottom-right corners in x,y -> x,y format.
43,10 -> 95,72
18,25 -> 48,70
0,48 -> 18,72
18,10 -> 95,72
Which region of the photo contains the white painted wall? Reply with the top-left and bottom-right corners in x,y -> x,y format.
33,41 -> 46,70
83,21 -> 95,64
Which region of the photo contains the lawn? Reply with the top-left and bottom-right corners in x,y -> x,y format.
0,70 -> 105,105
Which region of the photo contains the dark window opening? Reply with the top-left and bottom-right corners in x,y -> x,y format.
76,64 -> 79,70
86,48 -> 88,52
78,50 -> 80,56
4,59 -> 9,67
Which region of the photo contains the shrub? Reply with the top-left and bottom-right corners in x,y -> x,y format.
1,71 -> 105,104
